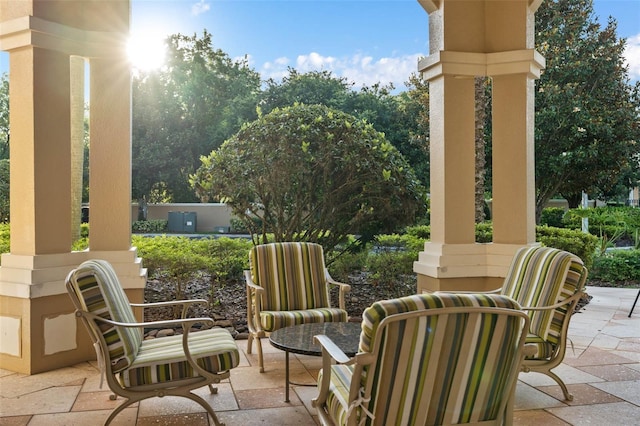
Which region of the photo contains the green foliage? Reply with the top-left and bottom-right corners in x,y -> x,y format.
536,225 -> 598,270
132,220 -> 168,233
475,222 -> 494,243
534,0 -> 640,219
540,207 -> 566,228
0,223 -> 8,262
131,31 -> 261,202
132,235 -> 252,310
404,225 -> 430,240
591,249 -> 640,283
191,103 -> 428,251
0,159 -> 8,223
366,234 -> 424,298
0,74 -> 8,160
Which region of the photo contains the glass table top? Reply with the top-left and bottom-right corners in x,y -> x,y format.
269,322 -> 362,356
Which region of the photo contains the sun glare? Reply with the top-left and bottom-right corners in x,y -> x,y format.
127,33 -> 166,72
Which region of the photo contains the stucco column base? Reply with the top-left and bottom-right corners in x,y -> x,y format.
0,250 -> 146,374
414,242 -> 540,293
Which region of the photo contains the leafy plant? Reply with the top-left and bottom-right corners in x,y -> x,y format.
591,249 -> 640,283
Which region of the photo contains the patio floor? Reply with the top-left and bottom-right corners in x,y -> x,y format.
1,286 -> 639,425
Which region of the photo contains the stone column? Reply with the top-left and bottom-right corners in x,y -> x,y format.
414,0 -> 544,292
0,1 -> 145,374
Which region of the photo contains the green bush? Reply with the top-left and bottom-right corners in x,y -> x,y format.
591,249 -> 640,283
540,207 -> 566,228
475,222 -> 493,243
365,234 -> 425,297
132,219 -> 168,233
0,223 -> 9,263
536,225 -> 598,270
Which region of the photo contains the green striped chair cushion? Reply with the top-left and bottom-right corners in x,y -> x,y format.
524,334 -> 555,359
501,246 -> 586,350
249,242 -> 331,311
317,364 -> 353,426
119,327 -> 240,387
260,308 -> 348,332
69,260 -> 142,373
331,293 -> 525,425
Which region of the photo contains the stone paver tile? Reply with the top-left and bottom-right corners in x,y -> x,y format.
576,364 -> 640,382
512,409 -> 570,425
0,415 -> 31,426
293,384 -> 319,416
626,363 -> 640,373
136,412 -> 209,425
0,386 -> 80,417
137,383 -> 237,417
71,391 -> 121,412
0,363 -> 99,399
591,380 -> 640,405
230,364 -> 312,391
26,407 -> 137,426
562,346 -> 635,367
536,383 -> 623,406
517,364 -> 604,388
547,401 -> 640,425
235,387 -> 302,409
0,369 -> 16,378
513,382 -> 565,411
217,405 -> 316,425
601,323 -> 640,338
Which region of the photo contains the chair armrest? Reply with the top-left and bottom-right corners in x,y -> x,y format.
313,334 -> 356,408
244,270 -> 264,335
325,269 -> 351,310
77,310 -> 214,331
130,299 -> 209,319
520,290 -> 584,312
244,270 -> 264,293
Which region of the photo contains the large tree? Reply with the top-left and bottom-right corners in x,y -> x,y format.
535,0 -> 640,219
190,103 -> 428,251
132,31 -> 261,202
261,69 -> 430,188
0,74 -> 8,160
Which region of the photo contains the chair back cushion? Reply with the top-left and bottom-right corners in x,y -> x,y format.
501,246 -> 586,346
358,293 -> 525,425
67,259 -> 142,373
249,242 -> 330,311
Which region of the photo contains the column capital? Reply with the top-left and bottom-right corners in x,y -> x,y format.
419,49 -> 545,80
0,15 -> 124,58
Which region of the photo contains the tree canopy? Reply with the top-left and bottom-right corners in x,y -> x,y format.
190,103 -> 428,250
534,0 -> 640,217
132,31 -> 261,202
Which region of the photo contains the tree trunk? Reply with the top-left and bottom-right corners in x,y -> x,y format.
475,77 -> 488,224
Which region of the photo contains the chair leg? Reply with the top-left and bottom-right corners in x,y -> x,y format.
544,369 -> 573,401
247,333 -> 254,354
629,288 -> 640,318
256,336 -> 265,373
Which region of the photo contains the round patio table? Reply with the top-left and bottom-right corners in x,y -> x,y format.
269,322 -> 361,402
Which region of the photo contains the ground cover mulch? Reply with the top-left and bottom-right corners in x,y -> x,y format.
143,272 -> 613,339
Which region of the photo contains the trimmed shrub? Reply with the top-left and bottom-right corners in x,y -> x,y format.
132,219 -> 168,233
540,207 -> 566,228
591,249 -> 640,283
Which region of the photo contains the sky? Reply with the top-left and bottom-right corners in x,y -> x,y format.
0,0 -> 639,90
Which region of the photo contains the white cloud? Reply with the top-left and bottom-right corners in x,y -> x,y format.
259,51 -> 424,91
191,0 -> 210,16
624,34 -> 640,82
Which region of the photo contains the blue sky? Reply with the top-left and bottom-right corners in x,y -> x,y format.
1,0 -> 639,89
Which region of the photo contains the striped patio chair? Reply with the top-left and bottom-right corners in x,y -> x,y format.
245,242 -> 351,372
312,292 -> 530,426
501,246 -> 588,401
66,259 -> 239,426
